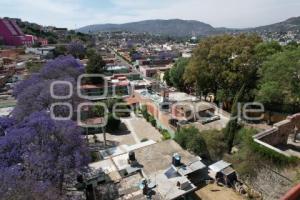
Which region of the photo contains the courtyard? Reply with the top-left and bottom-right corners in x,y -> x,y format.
88,114 -> 162,150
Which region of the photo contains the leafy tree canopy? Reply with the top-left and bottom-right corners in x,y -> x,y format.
0,112 -> 89,199
184,34 -> 262,103
169,58 -> 189,91
256,47 -> 300,108
174,126 -> 208,157
85,51 -> 106,84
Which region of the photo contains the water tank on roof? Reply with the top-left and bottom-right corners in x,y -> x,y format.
128,151 -> 136,162
172,153 -> 181,167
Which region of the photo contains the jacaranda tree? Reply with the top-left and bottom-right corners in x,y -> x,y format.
67,41 -> 86,59
0,56 -> 89,199
0,111 -> 89,199
12,56 -> 84,122
0,117 -> 15,136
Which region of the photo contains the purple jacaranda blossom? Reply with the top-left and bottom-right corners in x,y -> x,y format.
13,56 -> 83,97
0,55 -> 89,199
0,111 -> 89,199
0,165 -> 66,200
12,73 -> 42,98
40,55 -> 84,79
0,117 -> 16,136
67,41 -> 86,59
12,78 -> 82,121
12,56 -> 84,122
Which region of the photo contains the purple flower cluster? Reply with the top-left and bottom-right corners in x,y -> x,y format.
67,41 -> 86,59
0,117 -> 15,136
0,56 -> 89,199
0,112 -> 89,199
12,56 -> 83,121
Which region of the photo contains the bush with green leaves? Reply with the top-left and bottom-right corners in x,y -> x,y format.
201,129 -> 227,161
149,116 -> 157,127
90,151 -> 99,162
161,129 -> 171,140
174,126 -> 208,157
248,136 -> 298,166
141,105 -> 150,121
226,127 -> 299,177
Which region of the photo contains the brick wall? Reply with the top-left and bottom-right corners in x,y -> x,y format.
254,113 -> 300,147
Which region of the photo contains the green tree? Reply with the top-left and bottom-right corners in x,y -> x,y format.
161,129 -> 171,140
149,116 -> 157,127
224,84 -> 245,153
201,129 -> 227,161
86,48 -> 96,58
175,126 -> 208,157
186,133 -> 207,156
163,70 -> 172,86
92,99 -> 126,132
184,34 -> 262,107
85,52 -> 106,84
284,41 -> 299,51
48,36 -> 57,44
53,45 -> 67,57
256,47 -> 300,111
169,58 -> 189,91
254,41 -> 282,62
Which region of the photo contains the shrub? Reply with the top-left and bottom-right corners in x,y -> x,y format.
175,126 -> 208,157
141,105 -> 157,126
201,129 -> 227,161
161,129 -> 171,140
141,105 -> 147,115
226,127 -> 299,177
249,138 -> 299,166
149,116 -> 156,127
90,151 -> 99,162
186,134 -> 207,156
141,105 -> 151,121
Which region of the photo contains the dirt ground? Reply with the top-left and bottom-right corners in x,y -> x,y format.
195,184 -> 244,200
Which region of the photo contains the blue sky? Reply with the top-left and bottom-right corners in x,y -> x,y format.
0,0 -> 300,29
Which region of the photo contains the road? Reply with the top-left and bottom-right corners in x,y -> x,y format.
108,47 -> 159,83
108,47 -> 133,68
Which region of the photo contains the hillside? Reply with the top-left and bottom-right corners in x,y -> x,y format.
78,17 -> 300,37
2,17 -> 92,44
250,16 -> 300,33
77,19 -> 218,37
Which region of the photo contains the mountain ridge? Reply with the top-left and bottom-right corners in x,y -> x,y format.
77,19 -> 217,36
77,17 -> 300,37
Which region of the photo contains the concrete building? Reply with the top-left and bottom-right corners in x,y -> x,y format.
89,140 -> 206,200
25,46 -> 55,56
0,18 -> 33,46
253,113 -> 300,158
139,65 -> 172,78
126,89 -> 228,134
0,18 -> 48,46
